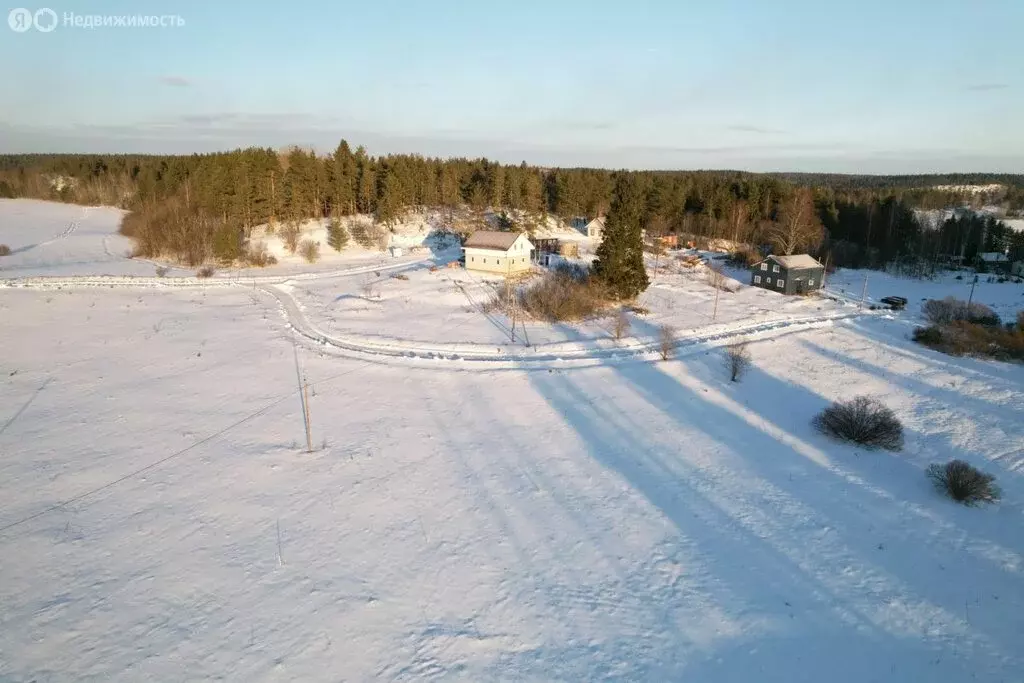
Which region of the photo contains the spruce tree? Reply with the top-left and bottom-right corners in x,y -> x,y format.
593,174 -> 649,299
326,215 -> 349,251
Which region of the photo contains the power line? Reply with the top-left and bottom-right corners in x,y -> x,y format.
0,360 -> 371,537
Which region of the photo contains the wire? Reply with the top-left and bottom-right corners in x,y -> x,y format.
0,359 -> 371,537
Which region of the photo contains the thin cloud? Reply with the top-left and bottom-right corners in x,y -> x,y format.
159,75 -> 191,87
727,124 -> 785,134
964,83 -> 1008,92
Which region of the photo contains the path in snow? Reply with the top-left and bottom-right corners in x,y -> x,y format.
2,246 -> 879,367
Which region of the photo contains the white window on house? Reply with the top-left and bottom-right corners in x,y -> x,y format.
777,279 -> 785,288
761,263 -> 768,271
808,279 -> 815,286
483,258 -> 487,263
773,265 -> 780,273
766,277 -> 772,284
471,256 -> 475,262
497,259 -> 502,265
754,275 -> 762,284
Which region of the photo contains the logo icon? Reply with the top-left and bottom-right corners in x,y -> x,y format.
8,7 -> 33,32
34,7 -> 57,32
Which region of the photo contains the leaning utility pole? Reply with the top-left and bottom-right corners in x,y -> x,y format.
291,331 -> 313,453
712,279 -> 721,322
859,273 -> 869,309
967,274 -> 979,308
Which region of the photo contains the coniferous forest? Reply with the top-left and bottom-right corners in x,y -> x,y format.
1,142 -> 1022,269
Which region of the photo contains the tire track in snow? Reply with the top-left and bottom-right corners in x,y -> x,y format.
258,280 -> 872,368
1,255 -> 875,369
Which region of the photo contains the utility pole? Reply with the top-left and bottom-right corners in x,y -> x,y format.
291,332 -> 313,453
712,279 -> 721,322
821,252 -> 831,291
967,274 -> 978,308
859,272 -> 869,310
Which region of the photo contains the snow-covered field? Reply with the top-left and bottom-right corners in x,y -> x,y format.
2,201 -> 1023,682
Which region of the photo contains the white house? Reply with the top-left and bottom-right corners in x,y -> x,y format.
585,217 -> 605,240
463,231 -> 534,275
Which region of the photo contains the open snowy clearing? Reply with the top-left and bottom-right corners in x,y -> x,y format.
1,200 -> 1023,681
1,286 -> 1022,682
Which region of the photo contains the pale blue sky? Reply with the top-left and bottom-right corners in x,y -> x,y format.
1,0 -> 1022,172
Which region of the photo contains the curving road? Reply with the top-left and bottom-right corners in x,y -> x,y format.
2,255 -> 874,368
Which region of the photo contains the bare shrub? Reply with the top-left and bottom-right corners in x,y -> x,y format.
350,219 -> 389,250
1017,311 -> 1024,331
390,272 -> 409,281
0,244 -> 10,256
281,221 -> 302,255
361,275 -> 379,300
915,321 -> 1024,361
246,241 -> 277,267
299,239 -> 320,264
706,264 -> 726,289
155,265 -> 169,277
725,343 -> 751,382
922,297 -> 1000,327
912,325 -> 943,345
659,324 -> 676,360
813,396 -> 904,450
613,308 -> 631,340
519,270 -> 607,322
728,248 -> 761,267
706,264 -> 740,292
196,266 -> 215,278
927,460 -> 1000,506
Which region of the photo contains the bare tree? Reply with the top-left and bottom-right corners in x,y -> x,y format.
725,343 -> 751,382
613,308 -> 631,340
766,188 -> 824,255
361,274 -> 379,299
727,200 -> 751,245
281,220 -> 302,254
706,263 -> 729,291
658,324 -> 676,360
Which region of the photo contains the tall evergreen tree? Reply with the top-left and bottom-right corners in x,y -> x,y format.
375,168 -> 402,226
593,174 -> 650,299
332,140 -> 357,215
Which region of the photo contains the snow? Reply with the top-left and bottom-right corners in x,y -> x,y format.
0,199 -> 192,278
826,268 -> 1024,321
2,201 -> 1024,682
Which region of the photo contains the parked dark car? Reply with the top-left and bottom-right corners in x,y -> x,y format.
880,296 -> 907,310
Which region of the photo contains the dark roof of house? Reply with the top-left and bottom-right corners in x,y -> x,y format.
463,231 -> 525,251
979,252 -> 1009,262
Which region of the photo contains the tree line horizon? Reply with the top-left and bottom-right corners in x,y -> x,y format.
1,142 -> 1022,270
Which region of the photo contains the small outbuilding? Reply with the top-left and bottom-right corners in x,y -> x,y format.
463,231 -> 534,275
751,254 -> 825,295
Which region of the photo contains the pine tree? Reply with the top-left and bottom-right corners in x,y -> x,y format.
326,215 -> 349,251
593,174 -> 649,299
332,140 -> 357,215
375,168 -> 402,226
